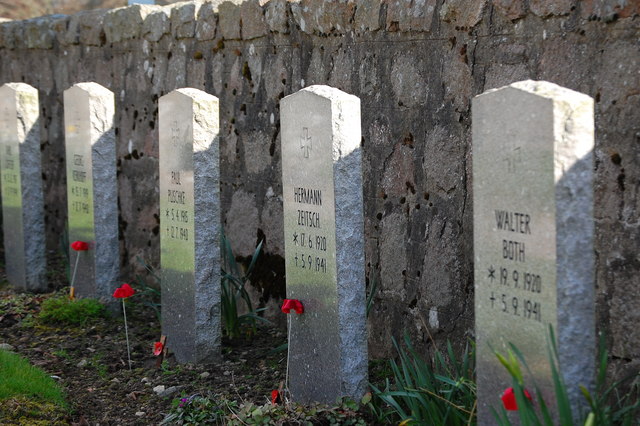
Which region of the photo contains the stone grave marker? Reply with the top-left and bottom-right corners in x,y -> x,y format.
64,82 -> 119,300
473,80 -> 595,423
0,83 -> 46,292
280,85 -> 367,404
159,88 -> 220,364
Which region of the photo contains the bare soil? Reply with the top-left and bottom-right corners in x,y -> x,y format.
0,253 -> 289,425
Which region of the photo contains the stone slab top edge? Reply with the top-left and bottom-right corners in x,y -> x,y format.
282,84 -> 360,105
0,82 -> 38,93
66,82 -> 114,98
165,87 -> 220,102
473,79 -> 594,105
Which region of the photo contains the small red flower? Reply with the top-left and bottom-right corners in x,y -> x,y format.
271,389 -> 281,404
113,283 -> 135,299
281,299 -> 304,314
501,387 -> 532,411
71,241 -> 89,251
153,341 -> 164,356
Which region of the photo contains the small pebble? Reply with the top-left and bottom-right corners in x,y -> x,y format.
135,412 -> 145,417
223,371 -> 231,376
200,372 -> 210,379
141,377 -> 150,383
153,385 -> 165,394
0,343 -> 15,351
158,386 -> 181,397
111,378 -> 120,383
76,359 -> 88,368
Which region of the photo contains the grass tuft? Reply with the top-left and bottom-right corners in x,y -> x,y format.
369,334 -> 477,425
0,349 -> 66,407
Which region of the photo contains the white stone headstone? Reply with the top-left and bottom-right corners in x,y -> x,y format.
473,80 -> 595,423
64,82 -> 119,300
280,85 -> 367,404
0,83 -> 46,292
159,88 -> 220,364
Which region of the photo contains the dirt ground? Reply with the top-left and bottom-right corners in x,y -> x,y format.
0,253 -> 290,425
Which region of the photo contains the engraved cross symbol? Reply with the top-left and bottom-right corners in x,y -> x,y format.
503,145 -> 522,174
300,128 -> 312,158
171,121 -> 180,146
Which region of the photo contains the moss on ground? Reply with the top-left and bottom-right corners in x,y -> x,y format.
0,396 -> 68,425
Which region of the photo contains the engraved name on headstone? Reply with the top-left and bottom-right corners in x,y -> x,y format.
159,88 -> 220,364
281,85 -> 367,404
473,80 -> 595,423
64,83 -> 119,300
0,83 -> 46,292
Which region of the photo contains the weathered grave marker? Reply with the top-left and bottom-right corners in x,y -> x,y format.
281,85 -> 367,404
473,80 -> 595,423
64,83 -> 119,300
0,83 -> 46,292
159,88 -> 220,363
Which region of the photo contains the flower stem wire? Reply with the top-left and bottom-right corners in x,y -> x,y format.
69,253 -> 80,300
122,299 -> 132,370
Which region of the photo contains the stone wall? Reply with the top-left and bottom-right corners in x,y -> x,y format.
0,0 -> 638,377
0,0 -> 127,21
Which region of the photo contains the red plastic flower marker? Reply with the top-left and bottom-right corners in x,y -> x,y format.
153,341 -> 164,356
71,241 -> 89,251
501,387 -> 532,411
113,283 -> 135,299
113,283 -> 135,370
281,299 -> 304,314
271,389 -> 281,405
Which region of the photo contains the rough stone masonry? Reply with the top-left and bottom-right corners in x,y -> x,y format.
0,0 -> 638,380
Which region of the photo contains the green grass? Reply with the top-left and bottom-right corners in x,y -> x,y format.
0,349 -> 66,407
38,296 -> 106,326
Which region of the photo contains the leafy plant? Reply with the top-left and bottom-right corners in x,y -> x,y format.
161,394 -> 229,425
370,334 -> 477,425
90,354 -> 108,379
366,273 -> 378,318
221,232 -> 270,339
52,349 -> 71,361
162,393 -> 369,425
493,327 -> 640,426
38,296 -> 106,326
130,256 -> 162,321
160,359 -> 183,376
